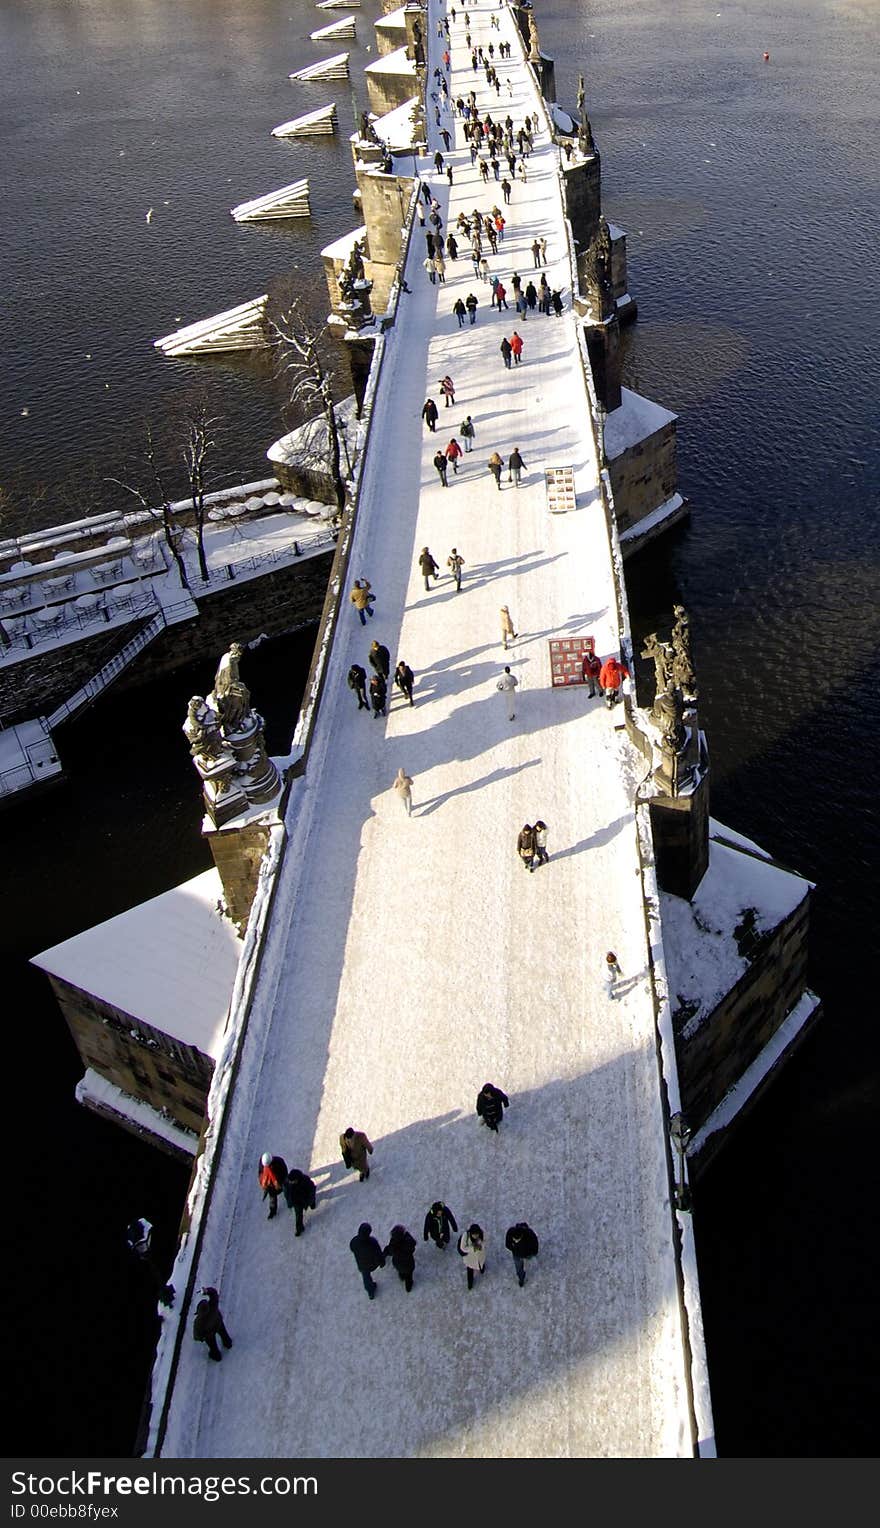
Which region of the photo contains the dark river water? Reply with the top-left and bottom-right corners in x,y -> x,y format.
2,0 -> 878,1458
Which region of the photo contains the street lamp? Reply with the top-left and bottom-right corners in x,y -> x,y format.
669,1111 -> 692,1212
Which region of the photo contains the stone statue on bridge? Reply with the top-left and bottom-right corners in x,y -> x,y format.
586,217 -> 616,323
641,608 -> 700,798
184,642 -> 281,826
212,642 -> 251,733
577,75 -> 596,157
528,12 -> 541,62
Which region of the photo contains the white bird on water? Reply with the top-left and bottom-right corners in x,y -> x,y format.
146,207 -> 154,223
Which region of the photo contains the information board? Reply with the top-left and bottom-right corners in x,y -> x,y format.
549,635 -> 595,687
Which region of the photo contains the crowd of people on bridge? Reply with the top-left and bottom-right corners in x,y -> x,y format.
192,0 -> 634,1361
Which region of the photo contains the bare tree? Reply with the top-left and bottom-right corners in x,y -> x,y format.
183,403 -> 222,583
270,300 -> 349,517
106,422 -> 191,591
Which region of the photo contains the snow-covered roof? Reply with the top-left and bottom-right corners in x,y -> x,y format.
320,225 -> 368,262
660,825 -> 812,1034
368,96 -> 420,151
32,869 -> 241,1058
364,45 -> 416,76
603,386 -> 677,459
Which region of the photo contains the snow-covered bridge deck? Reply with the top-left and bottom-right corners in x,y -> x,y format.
157,0 -> 702,1459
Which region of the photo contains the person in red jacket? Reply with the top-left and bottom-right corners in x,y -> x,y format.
258,1152 -> 288,1220
445,437 -> 463,475
509,330 -> 524,365
581,648 -> 601,697
598,655 -> 630,708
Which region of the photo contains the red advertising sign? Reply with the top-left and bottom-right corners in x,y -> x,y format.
549,635 -> 595,687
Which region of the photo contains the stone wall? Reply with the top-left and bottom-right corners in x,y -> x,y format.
207,820 -> 275,931
375,16 -> 406,58
116,555 -> 334,694
563,155 -> 602,266
366,55 -> 418,117
0,623 -> 140,725
356,167 -> 415,310
607,419 -> 678,534
49,975 -> 213,1143
677,892 -> 814,1133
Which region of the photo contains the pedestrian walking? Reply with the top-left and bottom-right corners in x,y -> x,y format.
517,823 -> 537,872
525,279 -> 537,313
533,820 -> 549,866
417,202 -> 426,228
433,448 -> 449,487
394,659 -> 414,707
501,177 -> 512,204
284,1168 -> 317,1237
349,1222 -> 385,1299
460,414 -> 476,451
393,766 -> 414,817
441,128 -> 451,150
509,330 -> 524,365
539,274 -> 551,314
447,547 -> 465,590
496,664 -> 518,718
422,397 -> 439,432
440,374 -> 456,408
340,1126 -> 374,1180
499,604 -> 517,648
369,673 -> 387,718
423,254 -> 436,285
457,1224 -> 487,1290
479,156 -> 489,183
531,238 -> 542,269
487,450 -> 504,489
479,256 -> 490,283
369,639 -> 390,683
433,254 -> 446,283
347,662 -> 368,710
424,1201 -> 458,1250
476,1081 -> 509,1132
510,273 -> 522,300
446,437 -> 463,474
446,165 -> 453,186
447,232 -> 458,260
500,336 -> 512,369
350,578 -> 375,625
505,1222 -> 539,1287
465,291 -> 478,324
383,1224 -> 417,1292
604,952 -> 624,999
418,546 -> 440,589
508,445 -> 526,486
258,1152 -> 288,1219
192,1286 -> 233,1362
599,654 -> 629,707
495,213 -> 506,242
581,647 -> 601,696
539,236 -> 548,264
434,149 -> 444,173
495,281 -> 509,310
453,296 -> 467,328
551,289 -> 564,316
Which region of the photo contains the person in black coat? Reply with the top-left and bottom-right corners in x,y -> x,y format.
423,1201 -> 458,1250
192,1286 -> 233,1361
257,1153 -> 289,1219
369,640 -> 391,681
284,1168 -> 317,1237
369,673 -> 387,718
347,663 -> 368,710
505,1222 -> 539,1286
383,1224 -> 417,1292
349,1222 -> 385,1299
476,1082 -> 509,1132
394,660 -> 415,706
422,397 -> 439,432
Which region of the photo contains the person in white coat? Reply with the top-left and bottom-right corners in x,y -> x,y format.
393,767 -> 413,816
496,664 -> 518,719
458,1223 -> 487,1290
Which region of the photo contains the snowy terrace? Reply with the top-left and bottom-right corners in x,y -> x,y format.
0,481 -> 336,671
153,0 -> 710,1459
